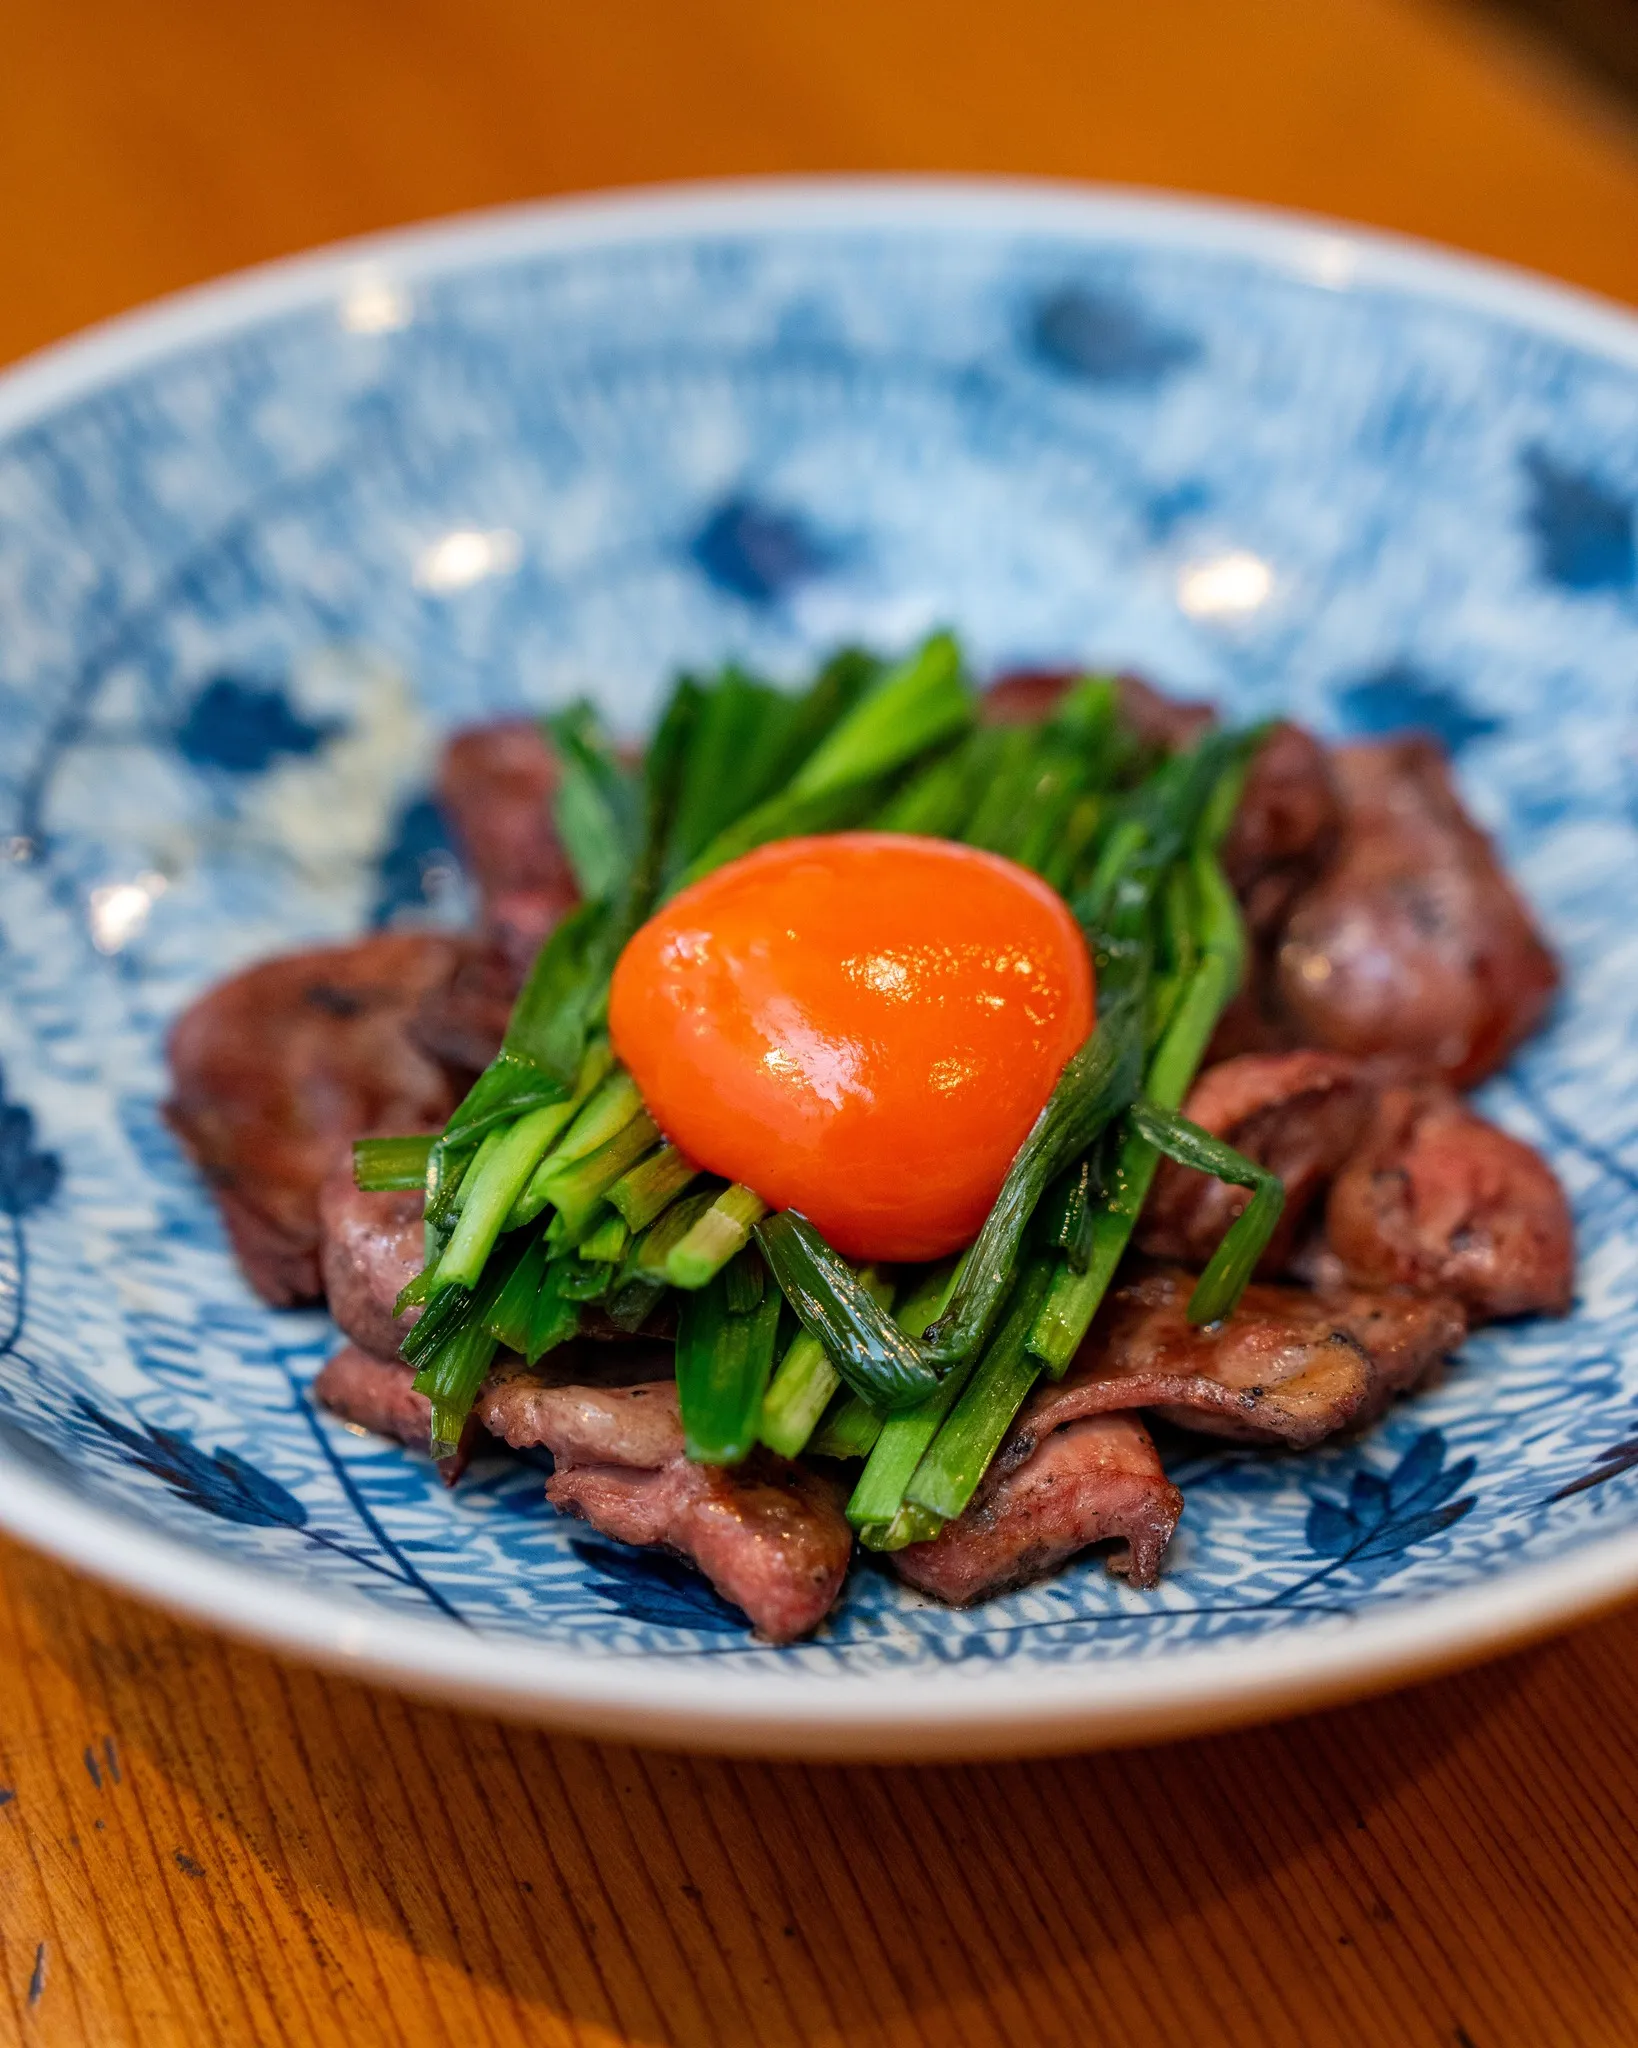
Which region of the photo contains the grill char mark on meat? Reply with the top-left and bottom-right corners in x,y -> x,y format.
477,1374 -> 853,1642
1327,1083 -> 1574,1322
1040,1268 -> 1465,1448
1277,737 -> 1559,1087
892,1412 -> 1182,1602
1138,1050 -> 1375,1275
165,933 -> 466,1304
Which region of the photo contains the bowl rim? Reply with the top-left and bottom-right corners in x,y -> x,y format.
2,173 -> 1635,1758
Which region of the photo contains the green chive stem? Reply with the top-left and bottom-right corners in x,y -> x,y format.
666,1184 -> 770,1289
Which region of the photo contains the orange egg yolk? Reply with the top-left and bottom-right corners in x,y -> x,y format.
608,832 -> 1095,1263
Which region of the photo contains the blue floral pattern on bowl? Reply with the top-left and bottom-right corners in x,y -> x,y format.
1,185 -> 1636,1739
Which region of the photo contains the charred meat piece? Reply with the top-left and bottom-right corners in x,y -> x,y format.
1220,721 -> 1341,943
436,719 -> 578,944
317,1151 -> 427,1360
1340,1287 -> 1471,1427
1046,1268 -> 1464,1448
983,668 -> 1217,752
312,1344 -> 474,1482
477,1375 -> 853,1641
1327,1084 -> 1574,1321
410,932 -> 524,1077
165,935 -> 465,1305
1277,738 -> 1559,1086
892,1412 -> 1181,1602
1138,1050 -> 1375,1274
1207,723 -> 1342,1061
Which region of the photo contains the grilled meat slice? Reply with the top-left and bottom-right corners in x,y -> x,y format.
317,1150 -> 426,1360
1138,1050 -> 1375,1275
165,934 -> 465,1305
1220,721 -> 1342,943
477,1375 -> 852,1641
313,1344 -> 431,1447
409,931 -> 526,1077
436,718 -> 577,944
1327,1084 -> 1573,1321
411,718 -> 583,1071
1050,1268 -> 1464,1448
1277,737 -> 1559,1086
892,1412 -> 1181,1601
311,1344 -> 474,1481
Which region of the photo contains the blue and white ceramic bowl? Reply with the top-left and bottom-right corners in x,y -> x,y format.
3,180 -> 1636,1758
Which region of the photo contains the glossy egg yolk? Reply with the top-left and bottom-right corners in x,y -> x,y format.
608,832 -> 1094,1262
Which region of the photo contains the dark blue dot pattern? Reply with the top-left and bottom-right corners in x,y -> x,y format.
690,495 -> 830,604
1030,285 -> 1200,388
1337,662 -> 1501,753
1522,447 -> 1636,593
175,676 -> 339,773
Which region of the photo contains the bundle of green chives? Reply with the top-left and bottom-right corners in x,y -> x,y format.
355,635 -> 1285,1503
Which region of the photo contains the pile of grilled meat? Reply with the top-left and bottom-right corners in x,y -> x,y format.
165,674 -> 1573,1640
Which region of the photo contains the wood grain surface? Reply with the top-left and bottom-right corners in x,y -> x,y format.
3,1 -> 1638,2042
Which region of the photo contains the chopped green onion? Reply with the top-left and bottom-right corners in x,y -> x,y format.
485,1232 -> 550,1351
577,1211 -> 631,1264
626,1188 -> 718,1276
807,1392 -> 884,1461
904,1257 -> 1055,1526
1029,850 -> 1248,1372
600,1277 -> 669,1334
790,631 -> 971,802
666,1183 -> 770,1290
450,1124 -> 507,1215
352,1134 -> 434,1192
531,1111 -> 660,1238
553,1254 -> 615,1302
847,1259 -> 971,1535
424,1134 -> 478,1233
755,1213 -> 939,1410
399,1278 -> 473,1367
439,1050 -> 573,1154
921,982 -> 1145,1363
680,633 -> 973,881
493,898 -> 620,1098
609,1142 -> 702,1231
524,1259 -> 582,1363
409,1244 -> 524,1455
507,1064 -> 640,1229
758,1266 -> 893,1459
436,1102 -> 582,1290
858,1501 -> 945,1551
675,1250 -> 784,1464
546,701 -> 641,902
1038,1151 -> 1098,1273
1126,1100 -> 1285,1324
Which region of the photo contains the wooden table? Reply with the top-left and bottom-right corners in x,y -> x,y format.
3,2 -> 1638,2041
